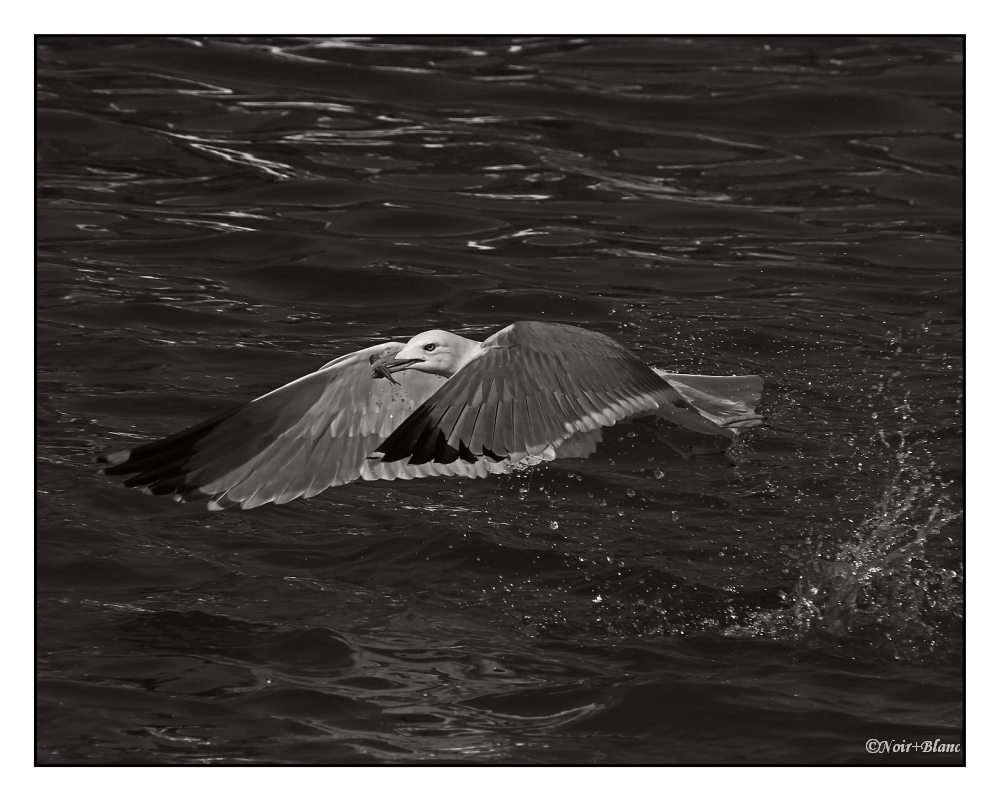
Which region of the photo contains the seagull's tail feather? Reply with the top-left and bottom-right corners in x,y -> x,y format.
652,370 -> 764,436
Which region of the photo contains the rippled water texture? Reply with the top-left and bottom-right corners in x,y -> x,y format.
36,36 -> 963,765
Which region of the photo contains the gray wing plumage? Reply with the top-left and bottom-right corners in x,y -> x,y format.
98,344 -> 515,510
375,321 -> 745,466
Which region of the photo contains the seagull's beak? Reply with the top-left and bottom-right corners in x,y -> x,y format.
370,354 -> 422,382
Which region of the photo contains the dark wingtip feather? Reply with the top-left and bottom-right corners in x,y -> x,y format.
97,407 -> 240,496
407,430 -> 448,466
378,413 -> 480,466
457,440 -> 477,464
377,408 -> 430,463
481,446 -> 503,462
97,449 -> 131,467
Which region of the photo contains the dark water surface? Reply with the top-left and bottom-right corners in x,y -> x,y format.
36,36 -> 963,765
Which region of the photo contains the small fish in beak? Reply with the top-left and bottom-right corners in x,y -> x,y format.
370,354 -> 421,383
369,354 -> 399,384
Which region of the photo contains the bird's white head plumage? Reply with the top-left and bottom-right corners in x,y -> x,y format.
391,330 -> 482,377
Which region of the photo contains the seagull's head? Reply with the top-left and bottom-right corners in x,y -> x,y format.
371,330 -> 480,379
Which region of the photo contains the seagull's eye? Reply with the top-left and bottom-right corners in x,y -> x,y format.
423,343 -> 437,352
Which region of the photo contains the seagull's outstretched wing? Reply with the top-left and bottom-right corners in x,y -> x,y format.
374,321 -> 749,466
98,344 -> 516,510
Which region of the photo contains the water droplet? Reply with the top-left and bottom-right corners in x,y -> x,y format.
654,469 -> 664,479
626,488 -> 636,497
549,520 -> 559,530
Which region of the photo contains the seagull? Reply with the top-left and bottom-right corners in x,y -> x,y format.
98,321 -> 763,511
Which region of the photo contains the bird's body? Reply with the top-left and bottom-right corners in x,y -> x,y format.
99,321 -> 763,510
